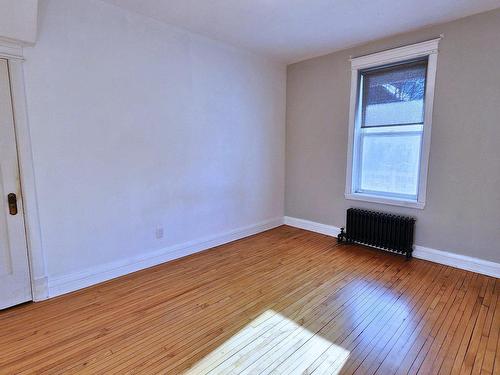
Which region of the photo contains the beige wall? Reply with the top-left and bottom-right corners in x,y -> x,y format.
285,9 -> 500,262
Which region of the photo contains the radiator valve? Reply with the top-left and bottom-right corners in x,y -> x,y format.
337,227 -> 346,243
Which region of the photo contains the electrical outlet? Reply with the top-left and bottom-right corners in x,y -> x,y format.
156,226 -> 164,239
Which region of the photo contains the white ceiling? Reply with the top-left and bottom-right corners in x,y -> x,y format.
102,0 -> 500,63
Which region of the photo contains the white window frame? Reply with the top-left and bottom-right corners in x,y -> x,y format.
345,38 -> 440,209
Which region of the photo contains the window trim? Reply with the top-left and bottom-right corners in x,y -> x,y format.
345,38 -> 441,210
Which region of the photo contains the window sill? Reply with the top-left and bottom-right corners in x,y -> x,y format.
345,192 -> 425,209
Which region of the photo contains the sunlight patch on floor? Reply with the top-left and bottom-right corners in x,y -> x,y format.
184,309 -> 350,374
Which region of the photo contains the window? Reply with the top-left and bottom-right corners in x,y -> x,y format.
345,39 -> 440,209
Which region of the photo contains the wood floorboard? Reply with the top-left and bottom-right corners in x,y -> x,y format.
0,225 -> 498,374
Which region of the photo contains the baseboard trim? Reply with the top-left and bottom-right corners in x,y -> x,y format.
45,215 -> 500,298
284,216 -> 500,279
284,216 -> 341,237
48,217 -> 284,297
413,246 -> 500,278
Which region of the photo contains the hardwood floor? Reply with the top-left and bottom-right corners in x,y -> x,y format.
1,225 -> 499,374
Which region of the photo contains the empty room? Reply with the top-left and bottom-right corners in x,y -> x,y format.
1,0 -> 500,373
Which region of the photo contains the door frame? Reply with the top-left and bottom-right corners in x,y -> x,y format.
0,38 -> 48,301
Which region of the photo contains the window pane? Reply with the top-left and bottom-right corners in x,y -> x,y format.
358,131 -> 422,197
362,60 -> 427,127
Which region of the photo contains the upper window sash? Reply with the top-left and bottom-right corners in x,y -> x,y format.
359,58 -> 428,128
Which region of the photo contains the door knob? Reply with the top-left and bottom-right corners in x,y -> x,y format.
7,193 -> 17,215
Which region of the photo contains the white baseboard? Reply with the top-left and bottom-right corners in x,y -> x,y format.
284,216 -> 500,279
48,217 -> 284,297
413,246 -> 500,278
284,216 -> 341,237
44,215 -> 500,298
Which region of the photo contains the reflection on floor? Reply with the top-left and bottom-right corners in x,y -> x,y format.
0,225 -> 498,374
186,309 -> 350,374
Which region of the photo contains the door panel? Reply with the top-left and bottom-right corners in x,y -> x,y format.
0,58 -> 31,309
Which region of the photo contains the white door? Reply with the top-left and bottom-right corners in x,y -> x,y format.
0,58 -> 31,309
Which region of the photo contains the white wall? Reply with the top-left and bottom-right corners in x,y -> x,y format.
23,0 -> 286,289
0,0 -> 38,44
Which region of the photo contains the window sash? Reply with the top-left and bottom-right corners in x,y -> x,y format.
360,121 -> 424,129
360,58 -> 428,128
354,125 -> 424,201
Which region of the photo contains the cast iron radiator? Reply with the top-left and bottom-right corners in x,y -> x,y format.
338,208 -> 416,258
